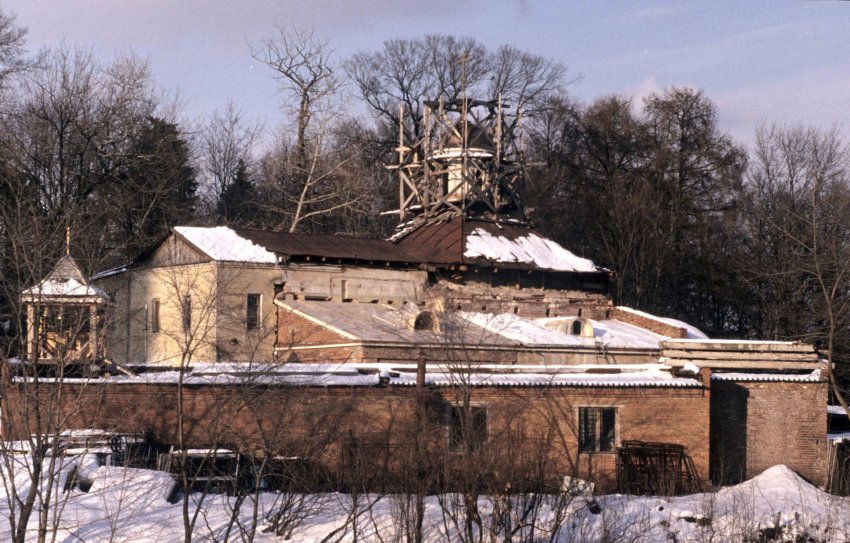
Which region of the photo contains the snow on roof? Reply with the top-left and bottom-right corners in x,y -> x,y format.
22,277 -> 108,299
22,255 -> 108,300
463,227 -> 598,272
175,226 -> 277,264
616,306 -> 708,339
461,312 -> 593,347
710,370 -> 822,383
664,338 -> 804,346
278,300 -> 515,346
587,319 -> 669,349
278,301 -> 683,351
465,312 -> 677,350
23,361 -> 702,388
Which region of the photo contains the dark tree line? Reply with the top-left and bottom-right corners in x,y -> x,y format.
1,9 -> 850,378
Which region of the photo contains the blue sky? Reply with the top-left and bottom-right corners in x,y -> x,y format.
5,1 -> 850,148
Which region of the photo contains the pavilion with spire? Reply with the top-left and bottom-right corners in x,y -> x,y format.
20,240 -> 109,364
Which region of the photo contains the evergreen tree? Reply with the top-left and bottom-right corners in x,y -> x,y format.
111,116 -> 197,261
216,158 -> 257,225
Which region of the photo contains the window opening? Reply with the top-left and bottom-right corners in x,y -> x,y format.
246,294 -> 261,330
151,299 -> 160,333
182,296 -> 191,333
578,407 -> 616,453
413,311 -> 436,331
571,320 -> 583,335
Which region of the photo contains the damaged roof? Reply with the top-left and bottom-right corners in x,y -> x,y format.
137,221 -> 598,273
277,300 -> 692,350
235,228 -> 418,263
173,226 -> 418,264
393,217 -> 599,272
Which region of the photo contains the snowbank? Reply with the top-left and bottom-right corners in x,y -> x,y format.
0,462 -> 846,542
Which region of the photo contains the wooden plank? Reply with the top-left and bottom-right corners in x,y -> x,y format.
663,359 -> 826,370
661,349 -> 819,361
660,340 -> 815,353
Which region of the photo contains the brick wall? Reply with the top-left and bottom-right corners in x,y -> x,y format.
2,379 -> 710,493
612,308 -> 688,338
711,379 -> 828,486
276,307 -> 351,346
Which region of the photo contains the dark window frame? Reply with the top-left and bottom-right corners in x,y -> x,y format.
246,293 -> 261,330
182,295 -> 191,333
151,299 -> 160,333
578,406 -> 617,453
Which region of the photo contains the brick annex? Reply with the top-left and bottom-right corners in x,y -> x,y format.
3,97 -> 831,495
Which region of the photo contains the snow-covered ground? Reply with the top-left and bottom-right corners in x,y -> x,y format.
0,458 -> 847,542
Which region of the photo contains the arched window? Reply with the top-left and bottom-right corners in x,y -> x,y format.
413,311 -> 437,331
571,320 -> 583,336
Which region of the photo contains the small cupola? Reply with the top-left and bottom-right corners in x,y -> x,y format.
20,246 -> 109,363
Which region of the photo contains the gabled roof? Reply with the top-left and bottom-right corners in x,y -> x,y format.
125,222 -> 595,272
172,226 -> 418,265
22,255 -> 108,301
174,226 -> 277,263
393,217 -> 599,272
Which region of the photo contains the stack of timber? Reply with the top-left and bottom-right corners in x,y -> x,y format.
659,340 -> 824,370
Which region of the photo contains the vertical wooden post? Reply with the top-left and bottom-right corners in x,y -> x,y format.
423,105 -> 431,208
495,93 -> 502,164
460,54 -> 469,214
416,355 -> 426,388
398,104 -> 405,222
89,304 -> 98,360
26,303 -> 35,362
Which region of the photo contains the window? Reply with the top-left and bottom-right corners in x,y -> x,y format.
151,299 -> 160,333
578,407 -> 616,453
571,320 -> 582,335
413,311 -> 436,331
246,294 -> 261,330
182,296 -> 191,333
447,405 -> 488,452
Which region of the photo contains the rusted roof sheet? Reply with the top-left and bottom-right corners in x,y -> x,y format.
394,217 -> 600,272
235,228 -> 418,263
393,217 -> 465,265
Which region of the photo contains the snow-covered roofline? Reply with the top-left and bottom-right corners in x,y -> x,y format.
463,227 -> 598,272
174,226 -> 277,264
710,370 -> 822,383
21,278 -> 108,301
19,362 -> 703,389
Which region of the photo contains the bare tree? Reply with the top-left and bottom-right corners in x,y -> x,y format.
252,27 -> 338,173
0,8 -> 28,95
743,124 -> 850,412
251,28 -> 375,234
199,102 -> 261,223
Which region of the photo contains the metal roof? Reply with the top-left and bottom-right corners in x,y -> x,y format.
234,228 -> 419,264
710,370 -> 823,383
393,217 -> 601,272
